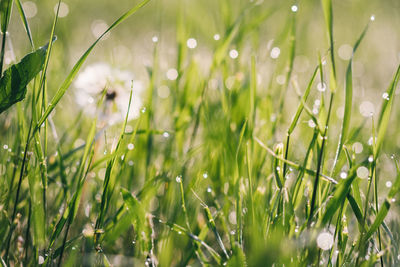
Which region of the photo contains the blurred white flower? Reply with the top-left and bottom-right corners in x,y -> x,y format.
74,62 -> 144,125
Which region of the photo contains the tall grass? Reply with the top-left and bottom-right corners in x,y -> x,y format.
0,0 -> 400,266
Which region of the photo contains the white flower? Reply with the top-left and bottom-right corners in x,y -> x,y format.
74,62 -> 144,124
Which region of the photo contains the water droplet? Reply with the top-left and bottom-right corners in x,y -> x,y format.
229,49 -> 239,59
163,131 -> 170,138
166,68 -> 178,80
158,85 -> 170,99
352,142 -> 363,154
386,181 -> 392,188
203,172 -> 208,179
359,101 -> 375,117
152,36 -> 158,43
91,20 -> 110,39
128,160 -> 134,166
340,172 -> 348,179
370,15 -> 375,21
276,75 -> 286,85
127,143 -> 134,150
308,120 -> 316,128
213,34 -> 220,41
338,44 -> 353,60
54,2 -> 69,18
357,166 -> 369,179
368,137 -> 377,146
38,256 -> 44,264
317,232 -> 334,250
368,155 -> 374,162
3,144 -> 8,150
291,5 -> 298,12
270,47 -> 280,59
141,107 -> 147,113
317,82 -> 326,92
207,187 -> 212,193
23,1 -> 37,18
391,198 -> 396,203
176,175 -> 182,183
382,92 -> 389,100
187,38 -> 197,49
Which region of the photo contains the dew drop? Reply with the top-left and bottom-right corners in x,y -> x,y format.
152,36 -> 159,43
166,68 -> 178,80
359,101 -> 375,117
352,142 -> 363,154
229,49 -> 239,59
187,38 -> 197,49
340,172 -> 348,179
291,5 -> 298,12
207,187 -> 212,193
386,181 -> 392,188
127,143 -> 134,150
23,1 -> 37,18
308,120 -> 316,128
382,92 -> 389,100
270,47 -> 280,59
175,175 -> 182,183
317,232 -> 334,250
163,131 -> 170,138
203,172 -> 208,179
356,166 -> 369,179
38,256 -> 44,265
317,82 -> 326,92
213,34 -> 220,41
368,155 -> 374,162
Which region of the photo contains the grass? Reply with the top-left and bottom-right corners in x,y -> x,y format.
1,0 -> 400,266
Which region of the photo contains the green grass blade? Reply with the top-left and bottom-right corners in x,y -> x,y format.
332,24 -> 369,173
288,66 -> 318,134
374,64 -> 400,157
14,0 -> 34,49
320,168 -> 357,226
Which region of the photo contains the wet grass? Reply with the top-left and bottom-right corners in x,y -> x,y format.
1,0 -> 400,266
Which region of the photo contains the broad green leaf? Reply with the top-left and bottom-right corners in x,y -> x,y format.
0,45 -> 48,113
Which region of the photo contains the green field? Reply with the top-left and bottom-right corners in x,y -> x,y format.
1,0 -> 400,266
